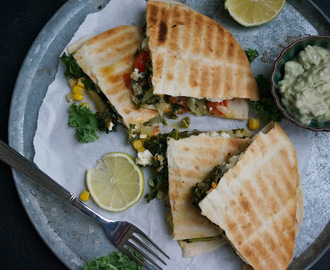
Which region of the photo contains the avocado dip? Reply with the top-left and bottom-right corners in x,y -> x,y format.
278,45 -> 330,124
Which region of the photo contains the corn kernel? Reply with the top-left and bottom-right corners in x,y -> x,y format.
79,190 -> 90,201
133,139 -> 144,150
66,92 -> 74,102
163,105 -> 171,114
211,182 -> 217,189
79,102 -> 90,109
77,78 -> 85,88
69,78 -> 77,87
248,118 -> 260,131
72,85 -> 86,95
73,93 -> 84,101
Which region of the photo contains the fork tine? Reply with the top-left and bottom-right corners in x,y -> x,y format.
119,245 -> 161,270
133,227 -> 170,259
130,235 -> 167,265
125,242 -> 163,270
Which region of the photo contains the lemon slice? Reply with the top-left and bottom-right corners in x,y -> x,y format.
225,0 -> 286,27
86,152 -> 144,212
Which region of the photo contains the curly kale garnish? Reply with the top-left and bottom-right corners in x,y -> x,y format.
250,74 -> 283,122
68,103 -> 99,143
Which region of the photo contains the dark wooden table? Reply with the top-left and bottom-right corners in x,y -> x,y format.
0,0 -> 329,269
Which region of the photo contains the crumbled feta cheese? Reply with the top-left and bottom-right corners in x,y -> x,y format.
207,98 -> 224,102
140,134 -> 148,139
219,132 -> 230,138
136,150 -> 154,166
209,132 -> 220,137
107,122 -> 114,131
130,68 -> 144,81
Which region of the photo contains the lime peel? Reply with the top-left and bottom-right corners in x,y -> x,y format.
86,152 -> 144,212
225,0 -> 286,27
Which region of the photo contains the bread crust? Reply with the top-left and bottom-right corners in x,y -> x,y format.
73,25 -> 159,130
167,133 -> 251,240
147,0 -> 259,101
199,123 -> 302,270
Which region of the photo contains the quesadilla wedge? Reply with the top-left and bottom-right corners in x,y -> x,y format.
197,123 -> 303,269
130,0 -> 259,120
166,131 -> 252,256
64,25 -> 159,133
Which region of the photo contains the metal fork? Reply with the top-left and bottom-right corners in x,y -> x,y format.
0,140 -> 170,270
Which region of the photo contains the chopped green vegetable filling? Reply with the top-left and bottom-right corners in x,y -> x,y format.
95,109 -> 118,133
60,53 -> 84,79
250,75 -> 283,122
184,236 -> 218,243
60,52 -> 97,90
84,251 -> 142,270
60,53 -> 97,91
61,53 -> 121,143
179,116 -> 190,128
144,129 -> 201,202
244,48 -> 259,63
192,164 -> 227,208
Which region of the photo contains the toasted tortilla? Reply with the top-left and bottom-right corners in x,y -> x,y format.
199,123 -> 302,270
178,236 -> 227,258
73,25 -> 159,130
167,133 -> 251,242
146,0 -> 259,102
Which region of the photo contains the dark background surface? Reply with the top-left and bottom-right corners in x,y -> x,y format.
0,0 -> 329,269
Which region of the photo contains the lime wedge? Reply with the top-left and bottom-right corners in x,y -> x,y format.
225,0 -> 286,27
86,152 -> 144,212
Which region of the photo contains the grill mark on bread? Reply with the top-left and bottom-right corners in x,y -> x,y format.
158,22 -> 167,43
147,1 -> 259,100
168,135 -> 251,240
199,124 -> 300,270
74,25 -> 158,129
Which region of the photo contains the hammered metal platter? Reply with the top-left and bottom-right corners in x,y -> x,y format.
8,0 -> 330,269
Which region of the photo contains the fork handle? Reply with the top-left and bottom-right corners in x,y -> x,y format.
0,140 -> 108,225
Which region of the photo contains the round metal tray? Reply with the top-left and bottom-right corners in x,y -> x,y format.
8,0 -> 330,269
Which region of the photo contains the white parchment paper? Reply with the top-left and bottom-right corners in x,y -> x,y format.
33,0 -> 315,268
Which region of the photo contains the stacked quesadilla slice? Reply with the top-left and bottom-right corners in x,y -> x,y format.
68,25 -> 159,133
166,131 -> 252,257
197,123 -> 303,269
130,0 -> 259,120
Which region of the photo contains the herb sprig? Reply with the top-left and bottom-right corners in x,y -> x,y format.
251,75 -> 283,122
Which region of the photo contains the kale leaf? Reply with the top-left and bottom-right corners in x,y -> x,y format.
68,103 -> 99,143
244,48 -> 259,63
250,75 -> 283,122
84,251 -> 142,270
60,53 -> 97,91
60,53 -> 84,79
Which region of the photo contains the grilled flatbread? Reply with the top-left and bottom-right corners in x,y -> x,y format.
178,236 -> 227,258
73,25 -> 159,130
167,132 -> 251,256
199,123 -> 302,270
142,0 -> 259,119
